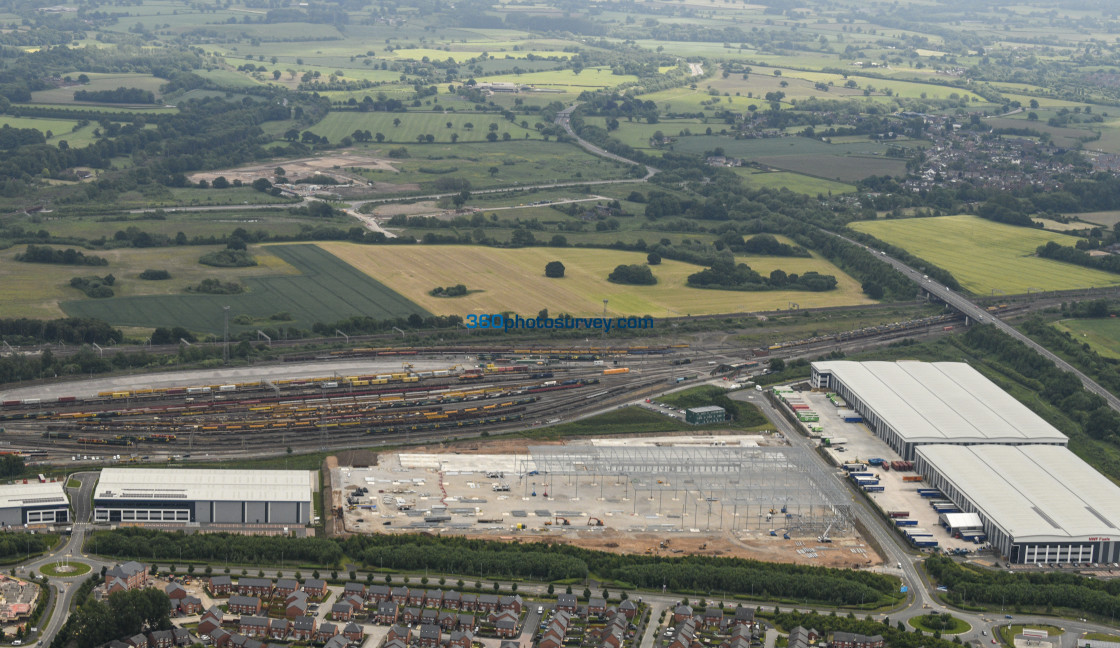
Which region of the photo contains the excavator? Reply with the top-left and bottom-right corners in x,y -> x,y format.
769,528 -> 790,540
587,517 -> 604,526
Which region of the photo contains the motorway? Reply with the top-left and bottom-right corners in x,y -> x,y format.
841,235 -> 1120,414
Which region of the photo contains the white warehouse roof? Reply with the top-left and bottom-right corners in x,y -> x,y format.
941,512 -> 983,529
812,361 -> 1067,445
96,468 -> 313,503
917,445 -> 1120,543
0,482 -> 68,509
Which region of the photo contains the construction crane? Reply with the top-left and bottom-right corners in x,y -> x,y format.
818,522 -> 833,543
587,517 -> 603,526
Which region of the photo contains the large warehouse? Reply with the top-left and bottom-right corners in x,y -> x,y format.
0,483 -> 70,526
94,469 -> 314,525
916,445 -> 1120,564
810,360 -> 1068,460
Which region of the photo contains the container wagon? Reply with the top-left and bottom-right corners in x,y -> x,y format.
603,368 -> 630,375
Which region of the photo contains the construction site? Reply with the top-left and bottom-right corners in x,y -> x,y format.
331,434 -> 877,567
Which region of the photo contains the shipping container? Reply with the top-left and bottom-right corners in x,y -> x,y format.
902,476 -> 923,483
863,486 -> 884,493
843,415 -> 863,423
887,511 -> 910,518
895,519 -> 918,527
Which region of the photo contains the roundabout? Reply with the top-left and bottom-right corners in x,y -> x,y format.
39,561 -> 92,577
908,613 -> 972,635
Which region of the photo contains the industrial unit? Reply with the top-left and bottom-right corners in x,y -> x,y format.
94,468 -> 314,525
685,406 -> 726,425
915,445 -> 1120,564
0,482 -> 70,526
810,361 -> 1067,460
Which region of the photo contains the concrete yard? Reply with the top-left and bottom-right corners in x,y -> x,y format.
794,390 -> 979,554
330,434 -> 881,568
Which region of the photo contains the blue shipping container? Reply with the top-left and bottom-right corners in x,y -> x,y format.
843,416 -> 863,423
895,519 -> 918,527
863,486 -> 884,492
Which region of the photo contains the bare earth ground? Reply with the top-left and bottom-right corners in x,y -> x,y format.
188,152 -> 399,184
369,201 -> 442,216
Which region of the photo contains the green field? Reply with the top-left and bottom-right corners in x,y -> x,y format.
61,244 -> 429,334
40,561 -> 92,577
32,208 -> 348,242
307,111 -> 538,144
850,215 -> 1120,294
673,136 -> 908,182
355,140 -> 633,191
319,242 -> 873,317
30,73 -> 166,105
734,169 -> 855,195
1052,319 -> 1120,360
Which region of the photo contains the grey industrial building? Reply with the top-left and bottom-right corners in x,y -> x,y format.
0,482 -> 70,526
94,468 -> 314,525
810,360 -> 1067,460
809,360 -> 1120,565
916,445 -> 1120,565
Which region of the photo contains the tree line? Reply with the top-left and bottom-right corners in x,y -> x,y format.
83,528 -> 900,608
926,554 -> 1120,618
15,245 -> 108,266
0,317 -> 121,345
688,259 -> 838,292
73,86 -> 155,104
1036,240 -> 1120,275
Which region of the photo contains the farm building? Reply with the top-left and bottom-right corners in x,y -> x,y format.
0,482 -> 70,526
685,406 -> 726,425
93,468 -> 314,525
810,361 -> 1067,460
915,445 -> 1120,564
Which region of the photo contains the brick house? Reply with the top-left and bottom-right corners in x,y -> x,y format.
148,630 -> 174,648
285,591 -> 309,619
492,611 -> 518,639
165,583 -> 187,602
459,594 -> 477,612
324,636 -> 348,648
302,579 -> 327,598
210,629 -> 232,648
237,578 -> 272,597
556,594 -> 577,613
180,596 -> 202,615
672,605 -> 693,623
442,591 -> 461,610
343,622 -> 363,643
275,579 -> 299,598
240,617 -> 269,638
703,608 -> 724,629
732,608 -> 755,627
377,601 -> 399,624
619,600 -> 638,620
391,587 -> 410,604
172,629 -> 191,647
407,590 -> 426,607
331,602 -> 353,621
588,598 -> 606,617
448,630 -> 473,648
439,611 -> 458,631
499,595 -> 523,614
228,596 -> 261,615
106,562 -> 148,591
209,575 -> 232,596
385,626 -> 410,644
291,616 -> 316,642
343,583 -> 366,599
788,627 -> 820,648
269,619 -> 289,640
316,622 -> 338,643
416,624 -> 441,648
403,607 -> 423,625
368,585 -> 392,603
830,633 -> 884,648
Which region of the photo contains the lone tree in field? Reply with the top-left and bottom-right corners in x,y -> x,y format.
545,261 -> 565,278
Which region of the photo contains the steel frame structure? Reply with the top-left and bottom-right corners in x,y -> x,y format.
523,445 -> 853,535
